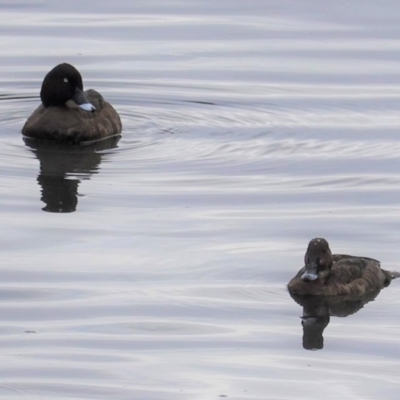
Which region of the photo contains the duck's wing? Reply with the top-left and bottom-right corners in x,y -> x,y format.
332,254 -> 380,264
85,89 -> 105,110
329,255 -> 380,285
86,89 -> 122,137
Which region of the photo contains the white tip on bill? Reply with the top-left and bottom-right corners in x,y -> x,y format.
79,103 -> 96,112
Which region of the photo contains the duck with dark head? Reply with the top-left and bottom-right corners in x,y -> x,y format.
288,238 -> 398,296
22,63 -> 122,143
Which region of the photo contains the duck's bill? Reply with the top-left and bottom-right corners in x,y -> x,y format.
301,264 -> 318,282
73,87 -> 96,112
79,102 -> 96,112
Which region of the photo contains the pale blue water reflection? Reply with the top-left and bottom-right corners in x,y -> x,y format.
1,0 -> 400,399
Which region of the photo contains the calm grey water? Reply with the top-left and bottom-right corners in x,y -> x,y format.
1,0 -> 400,398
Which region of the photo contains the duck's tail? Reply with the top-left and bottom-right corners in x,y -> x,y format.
389,270 -> 400,279
382,269 -> 400,287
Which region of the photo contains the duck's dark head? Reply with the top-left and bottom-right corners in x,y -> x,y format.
302,238 -> 333,282
40,63 -> 95,112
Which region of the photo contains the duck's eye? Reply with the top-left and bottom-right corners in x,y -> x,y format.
63,78 -> 69,83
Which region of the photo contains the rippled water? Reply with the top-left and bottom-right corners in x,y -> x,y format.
1,0 -> 400,399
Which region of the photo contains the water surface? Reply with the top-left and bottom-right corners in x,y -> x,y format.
1,0 -> 400,399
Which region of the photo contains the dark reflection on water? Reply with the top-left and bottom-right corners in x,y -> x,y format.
290,289 -> 384,350
23,136 -> 120,213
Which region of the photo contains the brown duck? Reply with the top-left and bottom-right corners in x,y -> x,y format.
288,238 -> 399,296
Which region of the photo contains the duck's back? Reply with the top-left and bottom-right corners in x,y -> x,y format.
22,89 -> 121,143
325,255 -> 390,296
329,255 -> 377,283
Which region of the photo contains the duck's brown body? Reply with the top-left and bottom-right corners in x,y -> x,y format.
22,89 -> 121,143
22,64 -> 122,143
288,238 -> 395,296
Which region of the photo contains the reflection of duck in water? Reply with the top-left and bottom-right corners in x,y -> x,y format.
288,238 -> 399,349
24,136 -> 120,213
290,290 -> 382,350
